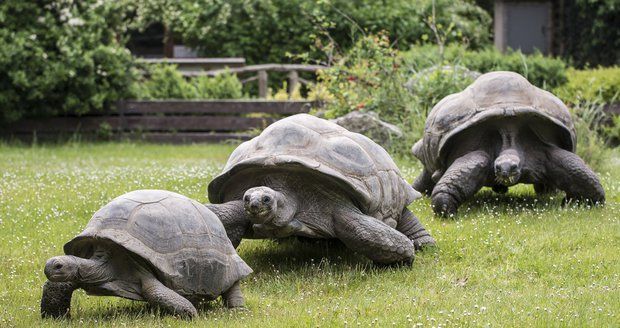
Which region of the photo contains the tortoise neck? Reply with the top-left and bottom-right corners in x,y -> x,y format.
207,200 -> 247,224
75,256 -> 112,285
270,189 -> 298,227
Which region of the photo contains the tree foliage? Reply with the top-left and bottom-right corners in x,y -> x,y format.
131,0 -> 492,64
0,0 -> 135,123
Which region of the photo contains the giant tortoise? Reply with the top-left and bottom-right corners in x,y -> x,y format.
41,190 -> 252,318
207,114 -> 435,265
412,71 -> 605,216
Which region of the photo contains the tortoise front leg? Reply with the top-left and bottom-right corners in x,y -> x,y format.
206,201 -> 253,248
431,150 -> 491,217
544,147 -> 605,205
333,209 -> 414,265
41,281 -> 76,318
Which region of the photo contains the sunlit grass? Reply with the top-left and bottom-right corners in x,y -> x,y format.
0,142 -> 618,327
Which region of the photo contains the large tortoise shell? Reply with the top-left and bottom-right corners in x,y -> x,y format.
208,114 -> 420,222
413,71 -> 575,173
65,190 -> 252,299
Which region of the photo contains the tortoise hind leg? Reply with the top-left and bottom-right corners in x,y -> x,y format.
41,281 -> 76,318
141,277 -> 197,318
333,209 -> 414,265
533,183 -> 556,195
222,281 -> 245,308
396,208 -> 435,250
412,169 -> 435,196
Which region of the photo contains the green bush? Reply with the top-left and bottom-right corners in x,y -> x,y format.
569,99 -> 609,170
403,44 -> 568,89
553,67 -> 620,105
602,115 -> 620,146
193,73 -> 243,99
0,0 -> 136,123
133,64 -> 243,99
312,34 -> 473,155
133,0 -> 491,64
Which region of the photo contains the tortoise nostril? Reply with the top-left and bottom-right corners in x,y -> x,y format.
243,195 -> 250,202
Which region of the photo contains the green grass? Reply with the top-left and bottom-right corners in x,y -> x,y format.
0,142 -> 618,327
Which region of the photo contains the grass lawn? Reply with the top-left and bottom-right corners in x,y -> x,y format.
0,142 -> 618,327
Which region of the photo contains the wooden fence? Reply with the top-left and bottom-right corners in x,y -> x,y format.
189,64 -> 327,98
3,100 -> 318,143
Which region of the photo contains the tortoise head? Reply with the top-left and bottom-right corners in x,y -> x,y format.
243,186 -> 296,228
45,248 -> 112,284
244,187 -> 280,224
494,149 -> 522,186
45,256 -> 80,282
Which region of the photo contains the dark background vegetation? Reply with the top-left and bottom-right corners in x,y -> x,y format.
0,0 -> 618,129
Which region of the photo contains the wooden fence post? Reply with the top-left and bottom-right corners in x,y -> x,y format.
258,70 -> 268,98
287,70 -> 299,97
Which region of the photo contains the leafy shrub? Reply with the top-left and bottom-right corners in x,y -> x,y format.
405,66 -> 475,117
602,115 -> 620,146
403,44 -> 568,89
569,99 -> 609,170
194,73 -> 243,99
133,0 -> 491,64
133,64 -> 243,99
0,0 -> 135,123
311,34 -> 473,155
133,65 -> 196,99
553,67 -> 620,105
552,67 -> 619,148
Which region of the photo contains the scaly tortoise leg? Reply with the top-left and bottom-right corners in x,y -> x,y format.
141,276 -> 197,318
544,148 -> 605,205
41,281 -> 76,318
333,209 -> 414,265
222,281 -> 245,308
396,208 -> 436,250
412,169 -> 435,196
431,150 -> 491,217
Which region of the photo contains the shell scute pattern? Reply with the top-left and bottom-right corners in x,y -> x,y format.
64,190 -> 252,299
415,71 -> 576,173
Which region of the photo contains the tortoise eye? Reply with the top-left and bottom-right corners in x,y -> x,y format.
262,196 -> 271,203
243,195 -> 250,202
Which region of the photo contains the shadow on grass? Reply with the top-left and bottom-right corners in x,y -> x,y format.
51,298 -> 222,322
444,188 -> 565,220
240,237 -> 370,272
238,237 -> 438,280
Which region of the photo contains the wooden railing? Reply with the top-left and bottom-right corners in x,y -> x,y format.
186,64 -> 327,98
136,57 -> 246,72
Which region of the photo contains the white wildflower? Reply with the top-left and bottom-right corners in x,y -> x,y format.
67,17 -> 85,27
